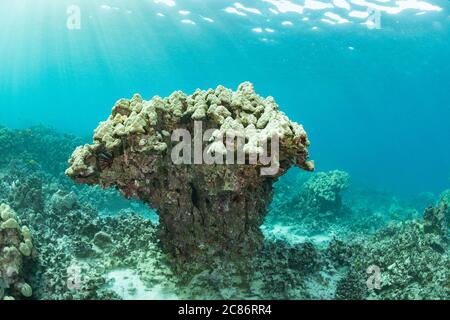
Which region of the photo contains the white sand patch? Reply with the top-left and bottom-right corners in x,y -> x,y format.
262,224 -> 332,246
105,269 -> 178,300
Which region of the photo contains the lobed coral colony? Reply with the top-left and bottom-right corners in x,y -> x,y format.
299,170 -> 350,216
66,83 -> 314,261
0,204 -> 33,300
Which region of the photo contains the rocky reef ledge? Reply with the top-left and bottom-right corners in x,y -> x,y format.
66,82 -> 313,261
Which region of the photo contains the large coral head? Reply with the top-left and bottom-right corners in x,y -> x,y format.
66,82 -> 313,261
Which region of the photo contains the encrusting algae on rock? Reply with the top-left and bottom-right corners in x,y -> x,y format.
66,82 -> 314,262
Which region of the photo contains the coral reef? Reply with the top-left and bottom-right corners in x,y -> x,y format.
266,170 -> 351,237
178,240 -> 322,299
66,83 -> 314,261
0,126 -> 84,177
276,170 -> 351,220
266,169 -> 425,240
440,189 -> 450,208
11,176 -> 44,213
300,170 -> 350,215
0,125 -> 448,300
0,204 -> 34,300
334,199 -> 449,300
0,127 -> 175,300
18,191 -> 175,300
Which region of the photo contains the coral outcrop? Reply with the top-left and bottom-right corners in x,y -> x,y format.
266,170 -> 352,236
335,199 -> 449,300
300,170 -> 350,216
0,204 -> 34,300
66,83 -> 313,261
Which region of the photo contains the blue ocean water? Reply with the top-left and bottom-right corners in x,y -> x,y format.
0,0 -> 449,196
